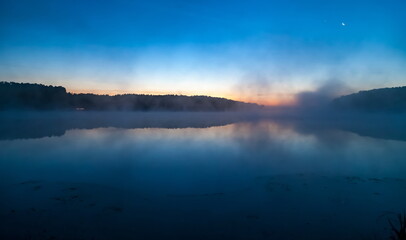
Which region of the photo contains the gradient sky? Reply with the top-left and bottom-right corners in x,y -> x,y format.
0,0 -> 405,105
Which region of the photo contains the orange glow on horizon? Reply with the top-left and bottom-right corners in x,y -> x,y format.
68,88 -> 295,106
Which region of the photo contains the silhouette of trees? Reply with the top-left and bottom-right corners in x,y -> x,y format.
0,82 -> 70,110
0,82 -> 259,111
332,86 -> 406,112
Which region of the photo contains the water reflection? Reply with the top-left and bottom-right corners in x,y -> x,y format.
0,112 -> 406,239
1,111 -> 406,142
0,112 -> 258,140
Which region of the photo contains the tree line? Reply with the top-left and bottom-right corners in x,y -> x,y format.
0,82 -> 260,111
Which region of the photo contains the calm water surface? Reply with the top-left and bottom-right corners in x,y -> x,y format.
1,112 -> 405,240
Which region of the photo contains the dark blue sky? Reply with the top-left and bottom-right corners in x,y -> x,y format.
1,0 -> 405,104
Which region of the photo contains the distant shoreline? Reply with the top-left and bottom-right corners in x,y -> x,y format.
0,82 -> 262,111
1,81 -> 406,113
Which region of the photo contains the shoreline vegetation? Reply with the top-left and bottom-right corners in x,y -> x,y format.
332,86 -> 406,112
0,82 -> 261,111
1,81 -> 406,112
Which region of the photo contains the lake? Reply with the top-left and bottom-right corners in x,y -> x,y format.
1,112 -> 406,240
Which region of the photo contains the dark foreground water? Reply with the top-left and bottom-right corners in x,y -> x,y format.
1,112 -> 406,240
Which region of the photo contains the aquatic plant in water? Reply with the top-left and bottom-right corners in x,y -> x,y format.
388,212 -> 406,240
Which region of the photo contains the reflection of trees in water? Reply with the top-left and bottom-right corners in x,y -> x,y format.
285,115 -> 406,142
1,111 -> 406,142
0,112 -> 254,140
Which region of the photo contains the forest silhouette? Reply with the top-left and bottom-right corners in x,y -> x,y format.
0,82 -> 260,111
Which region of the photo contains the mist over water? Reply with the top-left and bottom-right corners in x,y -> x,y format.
1,0 -> 406,239
1,112 -> 406,240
